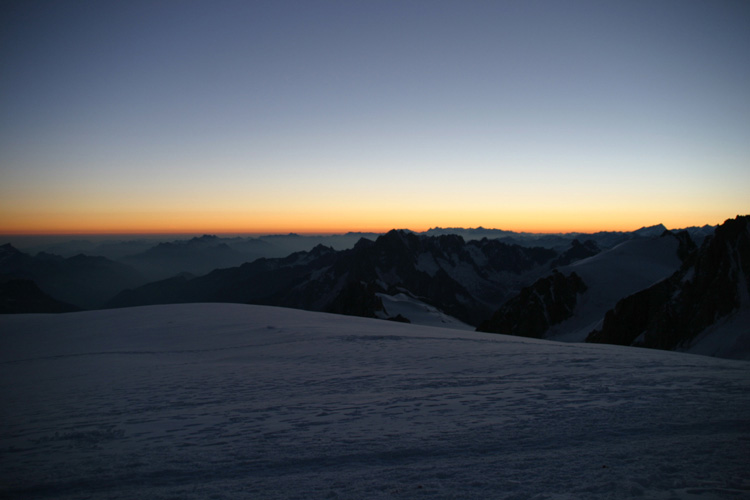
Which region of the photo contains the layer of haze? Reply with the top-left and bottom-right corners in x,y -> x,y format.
1,0 -> 749,234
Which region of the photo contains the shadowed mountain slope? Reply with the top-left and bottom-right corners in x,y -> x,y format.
477,232 -> 687,341
587,215 -> 750,358
477,271 -> 588,338
0,278 -> 80,314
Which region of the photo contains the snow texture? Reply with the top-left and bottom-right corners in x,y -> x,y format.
1,303 -> 749,499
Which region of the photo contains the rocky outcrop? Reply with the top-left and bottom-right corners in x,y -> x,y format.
326,281 -> 385,318
587,215 -> 750,350
477,271 -> 587,338
550,239 -> 600,267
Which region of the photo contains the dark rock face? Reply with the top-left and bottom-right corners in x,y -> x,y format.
477,271 -> 588,338
669,230 -> 698,262
0,278 -> 80,314
326,281 -> 385,318
551,239 -> 600,267
585,279 -> 673,347
386,314 -> 411,323
587,216 -> 750,350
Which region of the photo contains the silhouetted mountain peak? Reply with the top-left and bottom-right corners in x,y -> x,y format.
0,244 -> 34,268
1,242 -> 26,253
0,243 -> 23,260
550,239 -> 600,267
279,244 -> 336,268
712,215 -> 749,243
375,230 -> 421,253
633,224 -> 668,237
353,237 -> 375,251
309,244 -> 335,256
188,235 -> 219,244
382,229 -> 411,239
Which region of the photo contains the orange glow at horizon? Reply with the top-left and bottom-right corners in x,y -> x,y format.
0,208 -> 734,236
2,1 -> 749,249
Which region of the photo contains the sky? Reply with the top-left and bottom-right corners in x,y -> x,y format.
1,0 -> 749,235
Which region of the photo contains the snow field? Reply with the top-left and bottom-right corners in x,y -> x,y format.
1,303 -> 749,499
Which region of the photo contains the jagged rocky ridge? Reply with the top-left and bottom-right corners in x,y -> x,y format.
108,230 -> 597,326
587,215 -> 750,351
476,270 -> 587,337
5,221 -> 735,355
476,229 -> 697,340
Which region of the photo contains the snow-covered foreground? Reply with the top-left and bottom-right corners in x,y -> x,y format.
1,304 -> 749,499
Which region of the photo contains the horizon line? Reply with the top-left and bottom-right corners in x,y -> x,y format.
0,221 -> 721,239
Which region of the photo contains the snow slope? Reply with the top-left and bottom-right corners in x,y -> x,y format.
1,304 -> 749,499
678,308 -> 750,359
547,236 -> 682,342
375,292 -> 475,330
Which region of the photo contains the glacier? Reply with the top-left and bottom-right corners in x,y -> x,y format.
1,303 -> 748,499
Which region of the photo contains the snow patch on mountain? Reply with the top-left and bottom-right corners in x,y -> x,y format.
376,292 -> 474,330
546,236 -> 682,342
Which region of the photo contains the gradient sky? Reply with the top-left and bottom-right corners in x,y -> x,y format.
1,0 -> 749,234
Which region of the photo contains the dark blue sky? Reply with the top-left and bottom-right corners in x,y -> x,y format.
1,0 -> 749,233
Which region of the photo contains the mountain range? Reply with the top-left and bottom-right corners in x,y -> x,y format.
4,224 -> 712,279
0,244 -> 143,309
2,219 -> 747,359
107,231 -> 572,326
